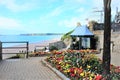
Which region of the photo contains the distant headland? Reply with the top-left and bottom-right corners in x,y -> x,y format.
20,33 -> 64,36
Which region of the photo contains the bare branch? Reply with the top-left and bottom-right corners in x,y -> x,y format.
107,0 -> 111,9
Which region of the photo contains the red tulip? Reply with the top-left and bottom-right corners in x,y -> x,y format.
70,68 -> 74,73
77,68 -> 83,74
56,65 -> 61,70
70,73 -> 75,77
115,68 -> 120,73
95,74 -> 102,80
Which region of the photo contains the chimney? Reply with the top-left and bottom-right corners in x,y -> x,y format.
77,22 -> 81,27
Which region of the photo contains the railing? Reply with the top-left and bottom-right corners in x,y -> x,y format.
0,41 -> 29,60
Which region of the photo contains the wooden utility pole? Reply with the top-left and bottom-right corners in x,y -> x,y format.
103,0 -> 111,76
93,10 -> 103,23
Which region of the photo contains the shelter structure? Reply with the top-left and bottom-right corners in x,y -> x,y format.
70,25 -> 94,49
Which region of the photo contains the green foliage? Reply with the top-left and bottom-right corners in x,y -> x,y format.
16,54 -> 25,58
110,73 -> 120,80
49,46 -> 58,51
7,54 -> 25,59
8,56 -> 20,59
61,30 -> 74,41
94,36 -> 99,42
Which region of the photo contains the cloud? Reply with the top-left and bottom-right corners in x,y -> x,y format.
58,17 -> 88,28
76,7 -> 85,13
0,0 -> 39,12
91,0 -> 120,21
92,0 -> 103,8
0,16 -> 22,29
111,0 -> 120,8
43,0 -> 86,17
49,6 -> 64,17
111,0 -> 120,16
0,0 -> 61,12
63,0 -> 86,5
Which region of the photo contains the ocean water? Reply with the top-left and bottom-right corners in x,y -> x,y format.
0,35 -> 62,47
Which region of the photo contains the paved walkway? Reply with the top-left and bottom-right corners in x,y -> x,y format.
96,52 -> 120,66
0,57 -> 62,80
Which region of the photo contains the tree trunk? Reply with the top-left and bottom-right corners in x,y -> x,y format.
103,0 -> 111,75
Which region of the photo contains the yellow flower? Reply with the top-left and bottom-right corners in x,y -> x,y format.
58,61 -> 62,64
87,65 -> 91,69
74,69 -> 77,74
64,70 -> 68,73
90,73 -> 95,77
61,65 -> 64,68
80,72 -> 84,77
66,64 -> 69,67
80,66 -> 82,69
89,76 -> 93,80
67,69 -> 70,72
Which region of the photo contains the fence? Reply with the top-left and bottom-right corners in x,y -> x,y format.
0,41 -> 29,60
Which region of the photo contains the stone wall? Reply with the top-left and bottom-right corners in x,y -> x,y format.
94,31 -> 120,53
49,41 -> 66,50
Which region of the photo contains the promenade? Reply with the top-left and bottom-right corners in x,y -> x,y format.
96,52 -> 120,66
0,57 -> 61,80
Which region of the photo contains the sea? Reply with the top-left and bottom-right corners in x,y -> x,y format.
0,35 -> 62,47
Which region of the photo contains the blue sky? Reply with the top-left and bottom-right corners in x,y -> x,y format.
0,0 -> 119,35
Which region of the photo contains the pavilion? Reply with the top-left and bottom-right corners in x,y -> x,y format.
70,25 -> 94,49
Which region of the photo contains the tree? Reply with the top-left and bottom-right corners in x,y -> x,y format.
102,0 -> 111,76
88,20 -> 98,31
88,20 -> 98,26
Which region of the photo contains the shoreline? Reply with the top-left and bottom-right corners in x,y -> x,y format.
28,38 -> 61,51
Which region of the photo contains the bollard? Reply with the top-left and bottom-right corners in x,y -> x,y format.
26,42 -> 29,58
0,42 -> 2,60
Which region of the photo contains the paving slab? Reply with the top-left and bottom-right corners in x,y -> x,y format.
96,52 -> 120,66
0,57 -> 62,80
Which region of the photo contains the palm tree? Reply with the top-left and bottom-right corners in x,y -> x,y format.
102,0 -> 111,77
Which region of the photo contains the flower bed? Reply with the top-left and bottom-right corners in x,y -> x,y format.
46,50 -> 120,80
29,51 -> 52,57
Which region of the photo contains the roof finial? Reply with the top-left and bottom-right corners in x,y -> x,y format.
77,22 -> 81,27
116,7 -> 118,14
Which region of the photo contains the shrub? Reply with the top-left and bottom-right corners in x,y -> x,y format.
49,46 -> 58,51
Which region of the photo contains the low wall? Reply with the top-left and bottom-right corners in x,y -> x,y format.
49,41 -> 66,50
94,31 -> 120,53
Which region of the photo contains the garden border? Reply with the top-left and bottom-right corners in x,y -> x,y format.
41,59 -> 70,80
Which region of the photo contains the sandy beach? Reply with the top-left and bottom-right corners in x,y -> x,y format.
2,38 -> 61,59
27,38 -> 61,51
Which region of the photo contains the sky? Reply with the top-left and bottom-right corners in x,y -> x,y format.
0,0 -> 119,35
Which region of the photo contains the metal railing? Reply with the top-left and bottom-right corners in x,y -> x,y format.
0,41 -> 29,60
